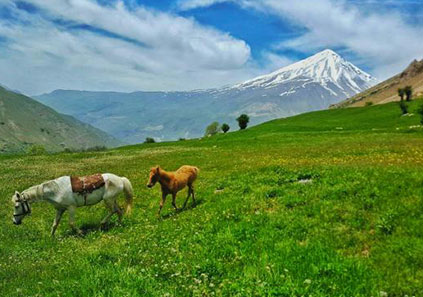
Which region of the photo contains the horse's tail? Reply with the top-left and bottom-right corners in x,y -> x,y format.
121,177 -> 133,214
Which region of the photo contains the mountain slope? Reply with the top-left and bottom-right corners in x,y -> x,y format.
0,86 -> 121,153
36,49 -> 376,143
233,49 -> 376,96
332,59 -> 423,108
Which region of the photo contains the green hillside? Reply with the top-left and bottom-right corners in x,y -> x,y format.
1,100 -> 423,296
0,86 -> 121,153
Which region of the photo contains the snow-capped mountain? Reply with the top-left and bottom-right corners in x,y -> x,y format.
234,49 -> 377,97
35,49 -> 377,143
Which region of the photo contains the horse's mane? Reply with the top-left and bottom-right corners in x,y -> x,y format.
22,179 -> 56,202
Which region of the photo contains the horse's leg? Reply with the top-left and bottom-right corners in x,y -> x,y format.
182,186 -> 192,209
51,209 -> 65,237
68,205 -> 82,235
100,199 -> 116,228
114,201 -> 123,223
171,193 -> 178,211
158,192 -> 167,217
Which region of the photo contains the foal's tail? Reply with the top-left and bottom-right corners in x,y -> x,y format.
121,177 -> 133,214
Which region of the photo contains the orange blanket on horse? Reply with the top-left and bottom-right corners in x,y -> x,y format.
70,174 -> 105,194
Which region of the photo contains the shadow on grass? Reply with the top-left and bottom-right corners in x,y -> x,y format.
61,221 -> 121,238
160,198 -> 204,220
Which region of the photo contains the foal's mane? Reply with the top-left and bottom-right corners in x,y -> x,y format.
157,167 -> 172,182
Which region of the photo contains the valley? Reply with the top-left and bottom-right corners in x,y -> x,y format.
1,99 -> 423,296
35,50 -> 377,143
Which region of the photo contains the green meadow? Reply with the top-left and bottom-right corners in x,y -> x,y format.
1,100 -> 423,296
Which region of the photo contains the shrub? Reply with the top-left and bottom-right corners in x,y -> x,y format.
399,100 -> 408,115
365,101 -> 373,106
204,122 -> 220,136
418,104 -> 423,125
221,123 -> 230,133
398,88 -> 405,101
236,114 -> 250,130
144,137 -> 156,144
26,144 -> 47,155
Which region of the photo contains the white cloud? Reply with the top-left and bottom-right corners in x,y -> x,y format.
179,0 -> 423,80
0,0 -> 253,94
178,0 -> 234,10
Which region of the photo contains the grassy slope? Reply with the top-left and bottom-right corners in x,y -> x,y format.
0,87 -> 121,153
332,63 -> 423,108
1,100 -> 423,296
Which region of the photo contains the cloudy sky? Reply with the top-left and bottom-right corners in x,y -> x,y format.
0,0 -> 422,95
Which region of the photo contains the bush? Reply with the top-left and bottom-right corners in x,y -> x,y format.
365,101 -> 373,106
144,137 -> 156,144
399,100 -> 408,115
418,104 -> 423,125
398,88 -> 405,101
221,123 -> 230,133
236,114 -> 250,130
26,144 -> 47,155
204,122 -> 220,137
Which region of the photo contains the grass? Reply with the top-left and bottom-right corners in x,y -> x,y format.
1,100 -> 423,296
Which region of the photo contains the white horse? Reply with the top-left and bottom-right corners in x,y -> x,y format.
12,173 -> 133,236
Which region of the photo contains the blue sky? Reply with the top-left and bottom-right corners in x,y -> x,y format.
0,0 -> 422,95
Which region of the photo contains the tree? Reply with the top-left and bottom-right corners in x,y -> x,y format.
221,123 -> 230,133
404,85 -> 413,101
418,104 -> 423,125
204,122 -> 220,137
399,100 -> 408,115
144,137 -> 155,143
398,88 -> 405,101
236,114 -> 250,130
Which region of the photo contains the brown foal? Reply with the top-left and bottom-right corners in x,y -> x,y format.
147,165 -> 199,216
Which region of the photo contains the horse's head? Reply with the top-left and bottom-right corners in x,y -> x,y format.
11,191 -> 31,225
147,166 -> 160,188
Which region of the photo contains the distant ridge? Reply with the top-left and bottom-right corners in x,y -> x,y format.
36,49 -> 377,143
332,59 -> 423,108
0,86 -> 121,153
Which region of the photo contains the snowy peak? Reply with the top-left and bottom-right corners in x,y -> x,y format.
234,49 -> 377,96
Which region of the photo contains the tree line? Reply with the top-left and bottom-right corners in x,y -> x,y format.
204,114 -> 250,137
145,114 -> 250,143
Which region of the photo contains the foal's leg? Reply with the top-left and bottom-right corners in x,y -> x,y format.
182,186 -> 192,209
172,193 -> 179,211
51,209 -> 65,237
158,193 -> 167,216
191,184 -> 196,206
68,205 -> 83,235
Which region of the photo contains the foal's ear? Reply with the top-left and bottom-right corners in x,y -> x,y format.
15,191 -> 20,199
